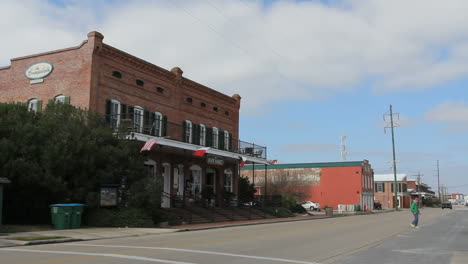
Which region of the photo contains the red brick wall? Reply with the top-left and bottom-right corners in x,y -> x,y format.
0,31 -> 240,141
0,39 -> 94,109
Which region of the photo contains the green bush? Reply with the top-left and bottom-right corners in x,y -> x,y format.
86,208 -> 154,227
259,207 -> 294,218
152,209 -> 183,226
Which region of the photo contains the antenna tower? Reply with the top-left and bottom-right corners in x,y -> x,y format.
341,135 -> 347,161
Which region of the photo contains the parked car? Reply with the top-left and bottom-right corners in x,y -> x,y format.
301,201 -> 320,211
374,202 -> 382,210
441,202 -> 453,209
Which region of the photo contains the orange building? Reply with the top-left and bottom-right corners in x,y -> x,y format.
241,160 -> 374,210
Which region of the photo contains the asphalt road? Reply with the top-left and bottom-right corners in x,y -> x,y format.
0,207 -> 462,264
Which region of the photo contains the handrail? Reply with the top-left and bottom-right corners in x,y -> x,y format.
105,113 -> 267,159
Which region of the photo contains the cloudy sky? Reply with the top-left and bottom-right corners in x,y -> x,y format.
1,0 -> 467,194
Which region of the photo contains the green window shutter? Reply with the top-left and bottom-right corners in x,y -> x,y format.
206,127 -> 213,147
218,129 -> 224,150
143,110 -> 150,134
128,106 -> 134,122
64,96 -> 70,104
162,116 -> 168,137
121,104 -> 127,119
105,100 -> 111,123
182,121 -> 187,142
228,133 -> 233,151
193,124 -> 199,145
37,100 -> 43,111
382,183 -> 385,192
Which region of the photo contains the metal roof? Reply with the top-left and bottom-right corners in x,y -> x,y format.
241,161 -> 366,170
374,174 -> 407,182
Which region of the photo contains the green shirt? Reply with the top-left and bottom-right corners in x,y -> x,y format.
410,201 -> 419,213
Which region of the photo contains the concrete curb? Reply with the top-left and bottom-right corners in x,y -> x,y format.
0,231 -> 181,248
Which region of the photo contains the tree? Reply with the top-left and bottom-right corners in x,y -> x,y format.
238,176 -> 256,203
0,102 -> 152,224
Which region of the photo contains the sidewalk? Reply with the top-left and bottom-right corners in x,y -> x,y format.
0,227 -> 178,248
0,210 -> 393,248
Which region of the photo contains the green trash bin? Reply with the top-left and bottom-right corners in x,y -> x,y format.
70,204 -> 84,229
50,204 -> 84,230
354,204 -> 361,211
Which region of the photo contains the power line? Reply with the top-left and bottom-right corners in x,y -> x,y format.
166,0 -> 308,93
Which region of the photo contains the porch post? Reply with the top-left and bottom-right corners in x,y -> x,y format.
264,164 -> 267,197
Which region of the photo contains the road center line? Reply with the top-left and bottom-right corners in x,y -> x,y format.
66,243 -> 321,264
0,248 -> 196,264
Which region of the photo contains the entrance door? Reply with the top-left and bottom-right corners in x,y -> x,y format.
177,165 -> 184,196
206,168 -> 216,194
161,163 -> 171,208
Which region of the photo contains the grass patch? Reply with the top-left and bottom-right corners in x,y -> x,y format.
7,236 -> 68,241
0,225 -> 52,234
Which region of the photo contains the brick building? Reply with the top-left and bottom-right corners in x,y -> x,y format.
0,31 -> 268,208
374,174 -> 410,209
406,179 -> 435,202
241,160 -> 374,211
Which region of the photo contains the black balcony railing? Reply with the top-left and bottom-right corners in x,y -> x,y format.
106,113 -> 267,159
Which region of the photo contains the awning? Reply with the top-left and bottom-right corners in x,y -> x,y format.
130,133 -> 269,165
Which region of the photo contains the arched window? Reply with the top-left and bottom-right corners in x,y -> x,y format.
136,79 -> 144,87
223,130 -> 230,151
184,120 -> 193,143
224,169 -> 233,192
153,112 -> 163,137
27,98 -> 41,112
55,94 -> 70,104
199,124 -> 206,146
133,106 -> 144,133
112,71 -> 122,78
110,99 -> 121,129
212,127 -> 219,148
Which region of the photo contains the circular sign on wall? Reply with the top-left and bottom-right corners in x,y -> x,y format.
25,62 -> 54,80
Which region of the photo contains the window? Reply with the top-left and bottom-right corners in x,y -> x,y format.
144,160 -> 157,177
184,120 -> 193,143
391,183 -> 407,193
199,124 -> 206,146
212,127 -> 219,148
200,102 -> 206,107
54,94 -> 69,104
156,87 -> 164,93
213,106 -> 218,112
112,71 -> 122,78
223,130 -> 230,151
186,97 -> 193,103
133,106 -> 144,133
110,99 -> 121,129
136,79 -> 144,87
375,183 -> 385,193
152,112 -> 163,137
225,111 -> 229,116
27,99 -> 41,112
224,169 -> 233,192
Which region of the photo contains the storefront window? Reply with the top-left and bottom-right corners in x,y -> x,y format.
224,169 -> 233,192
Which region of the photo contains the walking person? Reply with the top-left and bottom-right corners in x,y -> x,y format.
410,197 -> 420,228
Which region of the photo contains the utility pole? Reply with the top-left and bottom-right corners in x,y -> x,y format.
384,105 -> 400,210
437,160 -> 441,202
416,172 -> 423,207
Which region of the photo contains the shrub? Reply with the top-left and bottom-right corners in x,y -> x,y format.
152,209 -> 183,226
259,207 -> 294,218
86,208 -> 154,227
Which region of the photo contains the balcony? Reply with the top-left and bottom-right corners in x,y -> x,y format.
106,114 -> 267,159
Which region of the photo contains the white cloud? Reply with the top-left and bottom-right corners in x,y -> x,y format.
425,101 -> 468,131
3,0 -> 468,112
